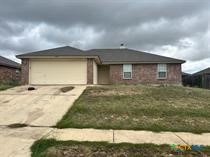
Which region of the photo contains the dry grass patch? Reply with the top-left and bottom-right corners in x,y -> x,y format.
57,85 -> 210,133
89,85 -> 143,96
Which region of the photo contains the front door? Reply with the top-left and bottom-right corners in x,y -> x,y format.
98,65 -> 110,84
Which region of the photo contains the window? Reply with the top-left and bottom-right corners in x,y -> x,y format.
16,70 -> 20,75
123,64 -> 132,79
157,64 -> 167,79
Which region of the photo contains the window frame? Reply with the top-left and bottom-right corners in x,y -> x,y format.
157,64 -> 167,79
123,64 -> 132,80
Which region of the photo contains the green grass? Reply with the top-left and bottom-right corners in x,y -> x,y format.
31,139 -> 210,157
57,85 -> 210,133
0,80 -> 19,91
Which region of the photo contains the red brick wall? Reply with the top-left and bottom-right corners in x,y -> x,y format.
87,58 -> 93,84
21,59 -> 29,85
0,65 -> 20,82
109,63 -> 182,84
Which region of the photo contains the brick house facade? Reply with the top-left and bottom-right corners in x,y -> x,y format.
17,46 -> 185,85
20,59 -> 182,85
109,63 -> 182,84
0,56 -> 20,82
0,65 -> 20,82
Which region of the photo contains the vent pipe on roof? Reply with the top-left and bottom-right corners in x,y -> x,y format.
120,43 -> 126,49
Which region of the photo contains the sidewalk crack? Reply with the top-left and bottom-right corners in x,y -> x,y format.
173,133 -> 189,145
113,130 -> 115,143
40,128 -> 55,139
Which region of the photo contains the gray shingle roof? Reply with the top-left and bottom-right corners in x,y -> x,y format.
16,46 -> 86,57
193,67 -> 210,75
87,48 -> 185,64
16,46 -> 185,64
182,72 -> 191,76
0,56 -> 20,69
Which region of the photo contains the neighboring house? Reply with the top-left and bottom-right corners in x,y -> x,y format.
16,46 -> 185,85
182,72 -> 192,86
0,56 -> 21,82
191,68 -> 210,89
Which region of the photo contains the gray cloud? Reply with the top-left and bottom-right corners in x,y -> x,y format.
0,0 -> 209,73
0,0 -> 207,27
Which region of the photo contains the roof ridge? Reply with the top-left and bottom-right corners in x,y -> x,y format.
66,46 -> 86,52
87,48 -> 128,51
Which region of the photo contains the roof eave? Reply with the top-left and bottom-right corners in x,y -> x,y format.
16,55 -> 102,64
101,61 -> 185,64
0,63 -> 20,69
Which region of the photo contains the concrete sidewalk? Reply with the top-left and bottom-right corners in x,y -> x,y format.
0,126 -> 209,157
47,128 -> 210,145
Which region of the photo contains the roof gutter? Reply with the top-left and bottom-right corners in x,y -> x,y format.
101,60 -> 186,64
16,55 -> 102,64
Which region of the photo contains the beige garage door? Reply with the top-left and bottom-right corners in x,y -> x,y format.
29,59 -> 87,84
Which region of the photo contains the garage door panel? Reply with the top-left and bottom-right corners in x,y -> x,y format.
30,59 -> 87,84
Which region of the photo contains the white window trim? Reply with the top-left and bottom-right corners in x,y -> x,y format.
123,64 -> 132,80
157,64 -> 167,79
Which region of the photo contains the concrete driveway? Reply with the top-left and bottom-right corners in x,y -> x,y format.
0,126 -> 53,157
0,85 -> 86,126
0,85 -> 86,157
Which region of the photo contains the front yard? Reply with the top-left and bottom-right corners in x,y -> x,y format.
31,139 -> 210,157
57,85 -> 210,133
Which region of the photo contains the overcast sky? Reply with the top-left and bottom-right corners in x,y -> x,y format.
0,0 -> 209,73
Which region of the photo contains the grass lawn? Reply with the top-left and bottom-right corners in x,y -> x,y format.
57,85 -> 210,133
31,139 -> 210,157
0,81 -> 19,91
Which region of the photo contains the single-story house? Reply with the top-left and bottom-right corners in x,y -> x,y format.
16,46 -> 185,85
0,56 -> 21,82
191,68 -> 210,89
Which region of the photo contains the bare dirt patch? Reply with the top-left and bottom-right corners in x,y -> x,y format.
60,86 -> 74,93
89,86 -> 143,96
33,140 -> 210,157
8,123 -> 28,128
